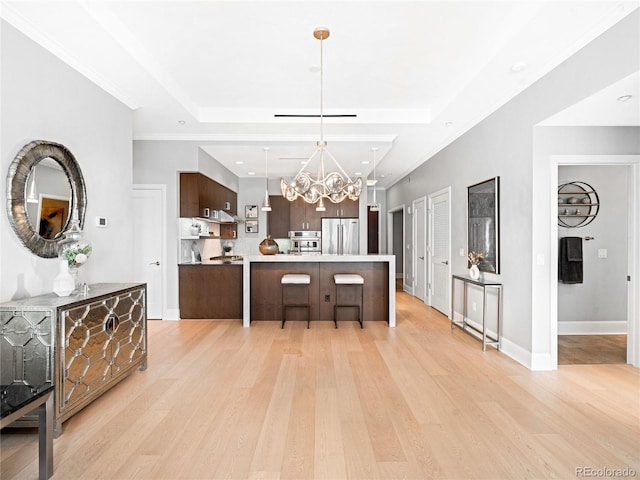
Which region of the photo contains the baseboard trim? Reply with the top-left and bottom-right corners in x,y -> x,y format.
164,308 -> 181,321
558,321 -> 627,335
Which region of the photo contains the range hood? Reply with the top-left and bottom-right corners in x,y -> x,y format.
195,209 -> 244,224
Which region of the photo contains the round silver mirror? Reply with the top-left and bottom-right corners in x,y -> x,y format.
6,140 -> 87,258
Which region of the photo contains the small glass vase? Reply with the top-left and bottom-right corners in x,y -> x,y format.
57,209 -> 92,294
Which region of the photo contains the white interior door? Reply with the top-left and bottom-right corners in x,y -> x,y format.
429,188 -> 451,316
132,185 -> 165,319
413,197 -> 427,302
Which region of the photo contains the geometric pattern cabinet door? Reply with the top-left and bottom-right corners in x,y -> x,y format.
109,288 -> 146,377
0,283 -> 146,435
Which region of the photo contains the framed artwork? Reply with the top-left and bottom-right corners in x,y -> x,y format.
245,219 -> 258,233
467,176 -> 500,273
245,205 -> 258,219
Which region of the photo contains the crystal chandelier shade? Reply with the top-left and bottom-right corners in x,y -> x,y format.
280,27 -> 362,205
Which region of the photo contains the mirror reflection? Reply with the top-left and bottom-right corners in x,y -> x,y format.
25,158 -> 72,239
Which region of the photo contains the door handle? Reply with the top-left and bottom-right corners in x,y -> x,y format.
418,256 -> 424,260
441,260 -> 449,265
149,261 -> 160,266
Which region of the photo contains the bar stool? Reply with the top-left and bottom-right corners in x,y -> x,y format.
333,274 -> 364,329
281,274 -> 311,328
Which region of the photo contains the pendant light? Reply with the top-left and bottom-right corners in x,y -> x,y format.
261,147 -> 272,212
280,27 -> 362,205
26,167 -> 38,203
369,147 -> 380,212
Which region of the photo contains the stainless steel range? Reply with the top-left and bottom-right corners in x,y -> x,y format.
289,230 -> 321,254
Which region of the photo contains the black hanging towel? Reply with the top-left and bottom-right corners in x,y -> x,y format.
559,237 -> 583,283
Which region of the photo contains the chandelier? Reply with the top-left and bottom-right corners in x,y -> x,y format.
280,27 -> 362,208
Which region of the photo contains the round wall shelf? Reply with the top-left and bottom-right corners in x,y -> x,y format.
557,181 -> 599,228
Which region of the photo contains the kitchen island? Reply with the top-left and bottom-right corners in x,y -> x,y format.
242,255 -> 395,327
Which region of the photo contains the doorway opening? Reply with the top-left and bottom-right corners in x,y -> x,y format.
387,205 -> 405,292
552,157 -> 639,368
367,206 -> 379,254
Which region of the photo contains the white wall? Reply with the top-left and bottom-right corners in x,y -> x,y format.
387,10 -> 639,368
1,21 -> 134,302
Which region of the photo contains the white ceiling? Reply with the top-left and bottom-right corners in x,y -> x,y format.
2,1 -> 638,189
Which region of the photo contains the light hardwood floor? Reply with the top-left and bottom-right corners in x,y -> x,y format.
2,291 -> 639,479
558,334 -> 627,365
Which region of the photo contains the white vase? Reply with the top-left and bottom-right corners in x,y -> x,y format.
469,264 -> 480,280
53,260 -> 75,296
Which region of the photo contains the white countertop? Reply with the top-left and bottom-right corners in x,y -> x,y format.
245,254 -> 394,263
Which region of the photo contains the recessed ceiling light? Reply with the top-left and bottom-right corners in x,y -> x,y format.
177,120 -> 186,124
354,172 -> 362,176
248,172 -> 255,175
445,121 -> 453,126
361,160 -> 370,165
510,62 -> 527,73
367,179 -> 378,186
235,161 -> 244,165
617,94 -> 633,102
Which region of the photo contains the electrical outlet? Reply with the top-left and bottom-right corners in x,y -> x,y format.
325,294 -> 330,302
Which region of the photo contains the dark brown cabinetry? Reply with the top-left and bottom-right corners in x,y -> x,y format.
323,198 -> 359,217
179,172 -> 237,217
268,195 -> 291,238
180,172 -> 237,239
179,265 -> 243,319
266,196 -> 359,234
289,197 -> 322,231
249,262 -> 388,322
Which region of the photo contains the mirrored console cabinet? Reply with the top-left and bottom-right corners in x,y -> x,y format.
0,283 -> 147,436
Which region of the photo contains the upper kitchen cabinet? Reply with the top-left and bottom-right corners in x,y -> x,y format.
323,198 -> 359,218
179,172 -> 237,217
180,173 -> 201,217
289,197 -> 322,231
219,185 -> 237,215
268,196 -> 290,238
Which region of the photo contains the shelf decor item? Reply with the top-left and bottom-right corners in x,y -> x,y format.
259,235 -> 279,255
56,209 -> 92,293
52,259 -> 75,296
557,181 -> 599,228
467,251 -> 484,280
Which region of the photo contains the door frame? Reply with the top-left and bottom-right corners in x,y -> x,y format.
132,184 -> 167,320
428,186 -> 451,314
412,196 -> 427,302
549,156 -> 639,369
387,204 -> 406,292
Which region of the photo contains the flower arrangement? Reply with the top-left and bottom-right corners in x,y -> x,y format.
63,244 -> 92,268
467,251 -> 484,266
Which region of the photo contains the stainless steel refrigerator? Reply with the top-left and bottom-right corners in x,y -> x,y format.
321,217 -> 359,255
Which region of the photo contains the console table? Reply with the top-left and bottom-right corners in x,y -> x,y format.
1,383 -> 54,479
0,283 -> 147,435
450,274 -> 501,351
